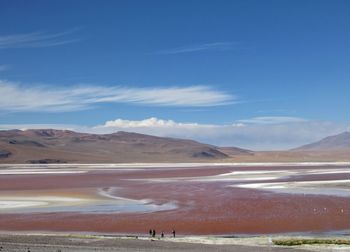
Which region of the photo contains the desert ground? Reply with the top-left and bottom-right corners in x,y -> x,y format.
0,233 -> 315,252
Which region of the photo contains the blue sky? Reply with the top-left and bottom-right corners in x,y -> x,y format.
0,0 -> 349,150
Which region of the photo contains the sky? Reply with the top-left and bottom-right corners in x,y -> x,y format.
0,0 -> 349,150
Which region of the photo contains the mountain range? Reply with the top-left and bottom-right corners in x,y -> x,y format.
0,129 -> 251,163
0,129 -> 349,163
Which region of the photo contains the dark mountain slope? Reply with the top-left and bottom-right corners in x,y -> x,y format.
0,129 -> 250,163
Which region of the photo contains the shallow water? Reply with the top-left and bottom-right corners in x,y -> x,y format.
1,163 -> 350,234
0,187 -> 177,214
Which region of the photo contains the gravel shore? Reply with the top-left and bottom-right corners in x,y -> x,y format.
0,234 -> 307,252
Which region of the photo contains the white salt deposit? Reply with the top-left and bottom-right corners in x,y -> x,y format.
0,189 -> 177,214
0,169 -> 86,175
0,196 -> 87,210
234,179 -> 350,197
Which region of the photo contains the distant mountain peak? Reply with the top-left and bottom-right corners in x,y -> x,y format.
294,131 -> 350,151
337,131 -> 350,137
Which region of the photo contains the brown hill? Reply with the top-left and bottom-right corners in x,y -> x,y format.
293,132 -> 350,151
0,129 -> 251,163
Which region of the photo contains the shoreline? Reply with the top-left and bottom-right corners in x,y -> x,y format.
1,228 -> 350,238
0,231 -> 349,251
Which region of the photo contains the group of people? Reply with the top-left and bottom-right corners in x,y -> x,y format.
149,229 -> 176,238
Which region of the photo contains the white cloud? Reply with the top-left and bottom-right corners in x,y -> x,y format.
0,29 -> 79,49
92,117 -> 218,143
103,117 -> 212,128
92,86 -> 234,106
155,42 -> 237,54
0,80 -> 234,112
1,117 -> 349,150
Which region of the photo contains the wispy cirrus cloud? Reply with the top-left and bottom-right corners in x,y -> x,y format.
0,29 -> 79,49
237,116 -> 307,124
0,80 -> 234,112
155,42 -> 237,54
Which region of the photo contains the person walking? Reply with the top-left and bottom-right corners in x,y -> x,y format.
161,231 -> 164,238
172,229 -> 176,238
152,229 -> 156,238
149,229 -> 152,237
